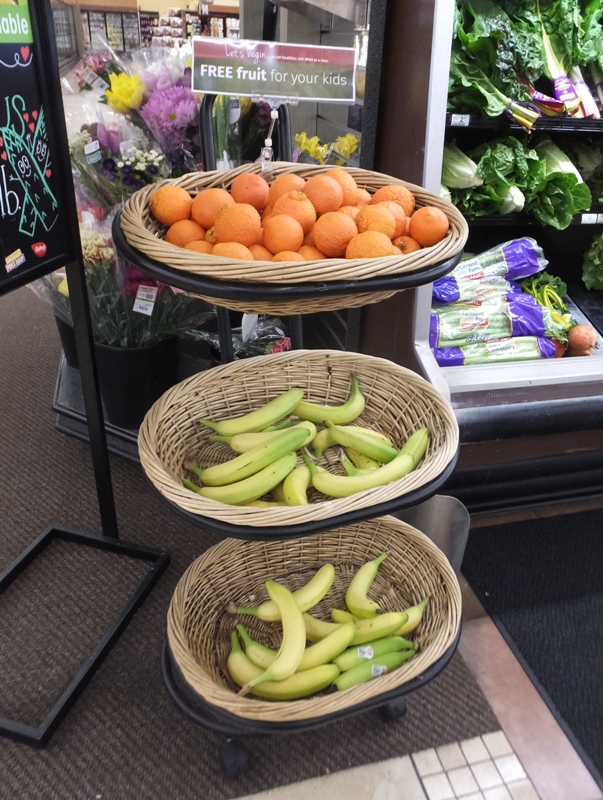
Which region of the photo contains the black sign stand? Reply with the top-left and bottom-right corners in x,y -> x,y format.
0,0 -> 169,746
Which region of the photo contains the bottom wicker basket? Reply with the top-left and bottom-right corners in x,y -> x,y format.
167,515 -> 462,723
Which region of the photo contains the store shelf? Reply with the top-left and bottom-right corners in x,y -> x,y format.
465,210 -> 603,228
446,112 -> 603,134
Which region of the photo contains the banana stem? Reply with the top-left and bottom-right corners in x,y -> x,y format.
302,449 -> 319,475
183,479 -> 203,494
236,624 -> 253,648
235,605 -> 261,617
199,418 -> 219,431
187,465 -> 204,481
209,434 -> 233,444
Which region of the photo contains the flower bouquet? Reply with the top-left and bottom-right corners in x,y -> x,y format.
293,132 -> 360,166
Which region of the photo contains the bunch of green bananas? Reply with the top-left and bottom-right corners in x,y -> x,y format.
226,555 -> 429,699
183,375 -> 431,506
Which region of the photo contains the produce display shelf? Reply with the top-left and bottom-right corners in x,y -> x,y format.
462,211 -> 603,228
446,113 -> 603,134
147,452 -> 459,541
111,212 -> 464,306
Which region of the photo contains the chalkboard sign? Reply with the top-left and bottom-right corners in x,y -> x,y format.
0,0 -> 77,296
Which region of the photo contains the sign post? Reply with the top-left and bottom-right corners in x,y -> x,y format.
0,0 -> 169,747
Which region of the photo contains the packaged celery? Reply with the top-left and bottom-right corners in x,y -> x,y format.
432,238 -> 547,305
433,337 -> 556,366
430,294 -> 570,349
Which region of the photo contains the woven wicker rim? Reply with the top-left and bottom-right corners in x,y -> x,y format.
119,162 -> 468,284
187,289 -> 398,315
166,516 -> 462,722
138,350 -> 459,528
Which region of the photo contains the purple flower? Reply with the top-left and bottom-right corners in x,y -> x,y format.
96,123 -> 120,154
140,86 -> 197,151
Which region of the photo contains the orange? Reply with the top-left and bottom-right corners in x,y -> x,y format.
212,242 -> 254,261
268,173 -> 306,206
313,212 -> 358,258
205,228 -> 219,245
230,173 -> 270,211
273,191 -> 316,234
345,231 -> 396,259
191,188 -> 235,228
214,203 -> 262,247
298,245 -> 327,260
325,169 -> 358,206
376,201 -> 407,238
149,185 -> 192,225
338,205 -> 360,221
355,188 -> 371,206
303,230 -> 315,247
272,251 -> 305,262
370,185 -> 415,217
165,219 -> 206,248
392,235 -> 422,254
184,240 -> 213,254
262,214 -> 304,255
249,243 -> 274,261
408,206 -> 450,247
302,174 -> 343,214
356,205 -> 396,239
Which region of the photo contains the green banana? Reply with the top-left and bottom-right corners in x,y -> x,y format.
334,649 -> 415,691
334,636 -> 415,672
394,597 -> 430,636
199,389 -> 304,436
263,419 -> 294,431
193,427 -> 308,487
312,428 -> 334,460
236,624 -> 276,669
345,553 -> 387,618
306,450 -> 414,499
350,612 -> 409,645
239,621 -> 356,672
219,421 -> 316,454
399,428 -> 430,469
292,375 -> 365,425
324,421 -> 398,464
346,448 -> 380,471
189,452 -> 297,505
340,453 -> 373,477
331,608 -> 358,624
282,465 -> 312,505
239,580 -> 306,694
303,612 -> 343,643
271,481 -> 287,503
227,632 -> 340,699
233,563 -> 335,621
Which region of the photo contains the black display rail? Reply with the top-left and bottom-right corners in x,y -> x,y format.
446,111 -> 603,134
464,210 -> 603,227
0,0 -> 168,747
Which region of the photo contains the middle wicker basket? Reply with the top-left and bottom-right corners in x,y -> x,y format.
138,350 -> 459,531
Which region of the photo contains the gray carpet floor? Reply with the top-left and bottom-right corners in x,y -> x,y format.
0,288 -> 499,800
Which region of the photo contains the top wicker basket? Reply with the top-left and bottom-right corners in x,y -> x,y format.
118,162 -> 468,315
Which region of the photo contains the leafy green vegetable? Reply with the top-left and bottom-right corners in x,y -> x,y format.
450,183 -> 506,217
499,185 -> 526,213
582,231 -> 603,289
521,271 -> 569,312
442,143 -> 483,188
524,140 -> 591,228
471,135 -> 541,188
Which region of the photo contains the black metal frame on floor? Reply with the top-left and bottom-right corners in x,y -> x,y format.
0,0 -> 169,747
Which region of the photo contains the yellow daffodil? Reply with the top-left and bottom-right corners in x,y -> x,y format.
105,73 -> 145,115
334,133 -> 359,158
57,277 -> 69,297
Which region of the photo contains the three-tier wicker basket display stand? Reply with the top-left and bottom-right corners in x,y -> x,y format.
112,163 -> 468,777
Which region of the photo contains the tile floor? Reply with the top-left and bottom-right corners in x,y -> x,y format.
233,496 -> 603,800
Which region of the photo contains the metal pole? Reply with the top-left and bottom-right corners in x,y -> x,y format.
65,257 -> 119,537
216,305 -> 235,363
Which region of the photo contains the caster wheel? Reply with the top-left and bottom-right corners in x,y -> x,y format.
378,696 -> 408,722
219,738 -> 250,778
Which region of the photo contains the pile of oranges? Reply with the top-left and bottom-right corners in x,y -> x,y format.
148,170 -> 450,262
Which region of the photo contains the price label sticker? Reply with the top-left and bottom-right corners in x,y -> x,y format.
133,285 -> 158,316
450,113 -> 471,126
371,664 -> 389,678
597,214 -> 603,224
581,213 -> 598,224
84,140 -> 100,156
357,646 -> 374,660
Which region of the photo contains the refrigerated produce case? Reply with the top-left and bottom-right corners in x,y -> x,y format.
357,0 -> 603,512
